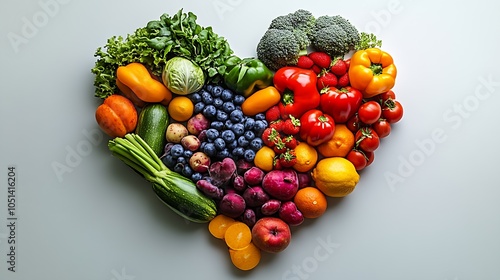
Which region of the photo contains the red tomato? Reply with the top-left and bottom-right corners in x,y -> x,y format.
372,119 -> 391,138
355,127 -> 380,152
346,114 -> 361,133
364,151 -> 375,167
346,149 -> 367,171
358,101 -> 381,125
382,100 -> 404,123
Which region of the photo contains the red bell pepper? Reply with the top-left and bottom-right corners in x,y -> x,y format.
320,86 -> 363,124
299,109 -> 335,146
273,67 -> 321,119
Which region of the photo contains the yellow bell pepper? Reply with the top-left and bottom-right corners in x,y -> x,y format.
348,48 -> 397,98
116,62 -> 172,105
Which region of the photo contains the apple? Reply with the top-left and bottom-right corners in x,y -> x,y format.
251,217 -> 291,253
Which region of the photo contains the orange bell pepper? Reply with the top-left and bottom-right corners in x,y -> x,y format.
116,62 -> 172,105
348,48 -> 397,98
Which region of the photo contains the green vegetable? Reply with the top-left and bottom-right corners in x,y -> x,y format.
135,103 -> 169,156
355,32 -> 383,50
91,9 -> 233,99
108,134 -> 217,223
162,57 -> 205,95
310,15 -> 360,57
256,9 -> 315,71
223,56 -> 274,97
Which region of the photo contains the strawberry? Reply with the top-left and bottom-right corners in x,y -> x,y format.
269,119 -> 284,133
283,135 -> 298,149
265,105 -> 281,122
330,58 -> 348,76
311,65 -> 322,74
296,55 -> 314,69
317,71 -> 338,90
278,149 -> 297,168
337,72 -> 350,88
282,115 -> 300,135
273,137 -> 287,154
273,156 -> 283,170
308,52 -> 331,69
261,127 -> 279,148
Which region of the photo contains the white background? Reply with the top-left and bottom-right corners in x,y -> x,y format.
1,0 -> 500,279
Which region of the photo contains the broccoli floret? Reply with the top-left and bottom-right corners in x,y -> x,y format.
257,29 -> 307,71
268,9 -> 315,50
311,15 -> 360,57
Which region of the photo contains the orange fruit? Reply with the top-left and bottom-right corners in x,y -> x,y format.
292,142 -> 318,173
293,187 -> 328,218
167,96 -> 194,122
317,124 -> 355,158
208,214 -> 236,239
229,242 -> 261,271
224,222 -> 252,250
254,146 -> 276,172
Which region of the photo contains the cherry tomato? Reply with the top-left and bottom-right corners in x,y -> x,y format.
364,151 -> 375,167
372,119 -> 391,138
346,114 -> 361,133
355,127 -> 380,152
346,149 -> 367,171
379,90 -> 396,101
382,100 -> 404,123
358,101 -> 381,125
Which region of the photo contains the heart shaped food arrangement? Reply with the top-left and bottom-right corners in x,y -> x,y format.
91,9 -> 403,271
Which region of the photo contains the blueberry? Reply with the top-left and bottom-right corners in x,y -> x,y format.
182,165 -> 193,177
221,89 -> 234,101
232,147 -> 245,157
222,102 -> 236,113
200,142 -> 206,151
244,130 -> 256,141
243,149 -> 256,162
189,92 -> 202,103
216,110 -> 228,122
224,119 -> 234,130
237,135 -> 249,147
221,130 -> 236,143
170,144 -> 184,157
214,138 -> 226,151
226,139 -> 238,150
255,113 -> 266,120
213,98 -> 224,109
250,138 -> 263,151
201,90 -> 213,104
162,154 -> 176,168
183,150 -> 193,158
233,94 -> 245,105
191,172 -> 203,183
205,128 -> 220,140
174,163 -> 184,173
177,156 -> 187,165
205,84 -> 213,92
211,85 -> 223,97
203,105 -> 217,120
216,148 -> 230,159
230,110 -> 244,123
231,123 -> 245,136
203,143 -> 217,157
253,120 -> 267,136
244,117 -> 255,130
210,121 -> 224,131
194,102 -> 205,114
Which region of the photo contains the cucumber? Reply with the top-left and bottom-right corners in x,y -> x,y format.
152,173 -> 217,223
136,104 -> 169,156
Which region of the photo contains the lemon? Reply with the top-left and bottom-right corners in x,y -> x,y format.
254,146 -> 275,172
311,157 -> 360,197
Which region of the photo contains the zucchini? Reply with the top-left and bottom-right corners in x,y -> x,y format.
136,104 -> 169,156
152,173 -> 217,223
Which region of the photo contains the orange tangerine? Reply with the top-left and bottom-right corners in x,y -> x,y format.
254,146 -> 276,172
208,214 -> 236,239
317,124 -> 355,158
229,242 -> 261,271
293,186 -> 328,218
167,96 -> 194,122
292,142 -> 318,173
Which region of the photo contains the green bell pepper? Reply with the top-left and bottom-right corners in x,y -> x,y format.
223,56 -> 274,97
